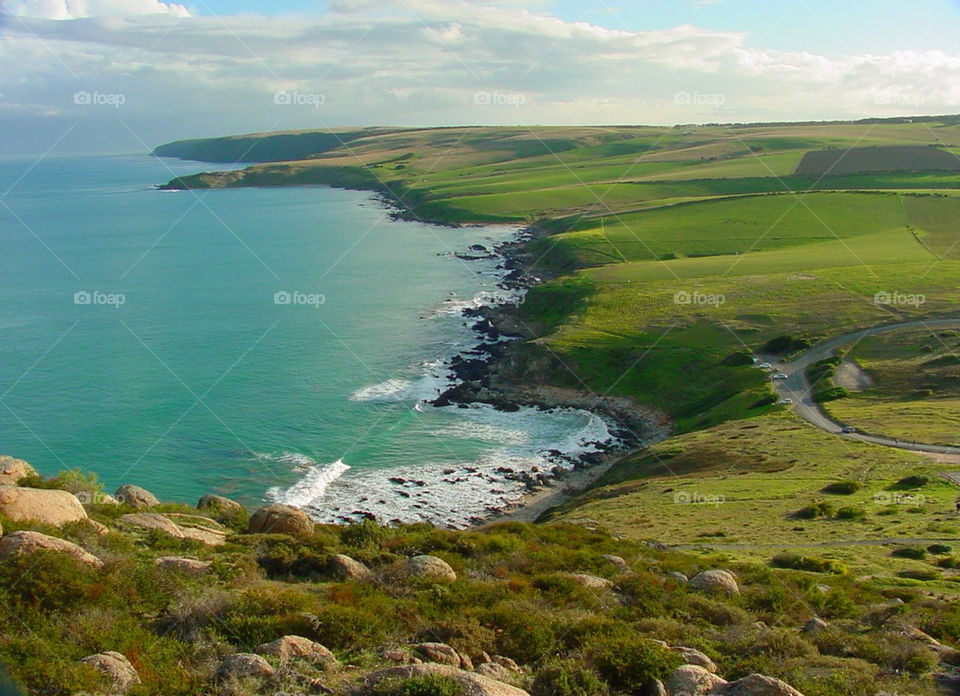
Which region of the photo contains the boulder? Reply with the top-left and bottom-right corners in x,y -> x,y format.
365,663 -> 530,696
802,618 -> 828,635
255,636 -> 336,666
489,656 -> 521,673
569,573 -> 613,589
0,531 -> 102,568
198,493 -> 243,515
601,554 -> 630,571
0,456 -> 36,485
114,484 -> 159,509
666,664 -> 727,696
0,485 -> 87,526
79,651 -> 141,693
405,555 -> 457,581
154,556 -> 212,574
672,647 -> 716,673
475,663 -> 515,682
668,571 -> 689,583
689,569 -> 740,595
247,503 -> 314,536
648,679 -> 667,696
216,653 -> 275,681
714,673 -> 805,696
328,553 -> 374,582
121,513 -> 226,547
414,642 -> 468,669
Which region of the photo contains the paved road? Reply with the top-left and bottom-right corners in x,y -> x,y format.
766,318 -> 960,456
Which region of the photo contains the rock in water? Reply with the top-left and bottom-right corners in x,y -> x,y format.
0,531 -> 103,568
79,652 -> 141,693
689,569 -> 740,595
0,485 -> 87,526
247,503 -> 314,535
404,555 -> 457,581
115,484 -> 159,509
0,456 -> 36,485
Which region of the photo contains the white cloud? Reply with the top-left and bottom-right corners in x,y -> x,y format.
6,0 -> 189,19
0,3 -> 958,155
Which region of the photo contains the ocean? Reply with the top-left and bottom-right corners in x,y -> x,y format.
0,154 -> 614,527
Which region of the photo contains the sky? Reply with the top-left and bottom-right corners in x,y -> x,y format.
1,0 -> 960,155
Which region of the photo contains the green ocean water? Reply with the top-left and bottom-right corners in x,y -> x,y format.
0,154 -> 613,527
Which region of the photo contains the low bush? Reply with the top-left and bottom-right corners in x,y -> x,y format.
821,481 -> 860,495
771,553 -> 848,574
835,507 -> 866,520
531,660 -> 608,696
794,501 -> 834,519
370,675 -> 465,696
891,547 -> 926,560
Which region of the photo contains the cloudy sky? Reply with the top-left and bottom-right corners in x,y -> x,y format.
2,0 -> 960,156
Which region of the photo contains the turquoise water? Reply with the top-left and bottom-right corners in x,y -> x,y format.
0,155 -> 612,526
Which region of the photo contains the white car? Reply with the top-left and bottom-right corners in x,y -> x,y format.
772,372 -> 789,380
778,398 -> 793,405
757,362 -> 773,369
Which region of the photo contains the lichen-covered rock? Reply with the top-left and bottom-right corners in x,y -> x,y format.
569,573 -> 613,589
475,663 -> 515,682
114,484 -> 159,509
404,555 -> 456,581
414,642 -> 462,668
255,636 -> 336,666
0,531 -> 102,568
601,554 -> 630,571
198,493 -> 243,515
247,503 -> 314,535
0,485 -> 87,526
802,618 -> 828,634
121,513 -> 226,546
689,569 -> 740,595
714,673 -> 805,696
666,664 -> 727,696
365,663 -> 530,696
328,553 -> 374,581
672,646 -> 716,673
216,653 -> 275,681
0,456 -> 36,485
79,651 -> 141,693
154,556 -> 212,574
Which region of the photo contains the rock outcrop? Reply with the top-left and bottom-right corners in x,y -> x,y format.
328,553 -> 374,582
216,653 -> 275,681
689,569 -> 740,595
0,531 -> 102,568
404,555 -> 457,581
115,484 -> 159,509
365,663 -> 530,696
255,636 -> 336,666
154,556 -> 212,574
0,456 -> 36,485
247,503 -> 314,536
715,673 -> 805,696
0,485 -> 88,527
569,573 -> 613,589
79,651 -> 141,693
666,664 -> 727,696
120,513 -> 226,546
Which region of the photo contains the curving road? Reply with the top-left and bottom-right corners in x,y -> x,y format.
765,318 -> 960,456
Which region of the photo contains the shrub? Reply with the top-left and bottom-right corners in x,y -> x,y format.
370,675 -> 465,696
531,660 -> 608,696
771,553 -> 848,574
814,386 -> 848,403
750,393 -> 778,409
835,507 -> 866,520
723,350 -> 755,367
821,481 -> 860,495
588,632 -> 682,691
928,544 -> 952,555
937,557 -> 960,569
891,547 -> 927,560
891,475 -> 929,490
898,568 -> 939,581
794,501 -> 833,519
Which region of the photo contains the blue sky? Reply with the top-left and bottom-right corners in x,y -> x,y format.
2,0 -> 960,155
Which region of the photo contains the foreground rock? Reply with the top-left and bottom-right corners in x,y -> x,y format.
255,635 -> 336,666
405,555 -> 457,581
414,642 -> 472,670
689,569 -> 740,595
121,513 -> 226,546
154,556 -> 212,574
247,503 -> 314,535
0,485 -> 87,526
216,653 -> 275,681
328,553 -> 374,582
0,531 -> 102,568
79,652 -> 141,693
666,664 -> 727,696
365,663 -> 530,696
0,456 -> 36,485
115,484 -> 159,509
715,674 -> 805,695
